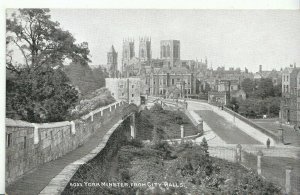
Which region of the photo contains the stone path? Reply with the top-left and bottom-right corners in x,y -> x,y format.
6,114 -> 122,195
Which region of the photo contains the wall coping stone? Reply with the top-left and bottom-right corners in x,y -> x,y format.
38,119 -> 124,195
6,100 -> 124,128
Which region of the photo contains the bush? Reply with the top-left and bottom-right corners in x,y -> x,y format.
70,87 -> 115,118
6,67 -> 78,122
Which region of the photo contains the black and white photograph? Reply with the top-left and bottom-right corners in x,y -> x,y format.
2,2 -> 300,194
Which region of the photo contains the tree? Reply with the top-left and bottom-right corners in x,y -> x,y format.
241,78 -> 255,97
7,66 -> 78,122
227,97 -> 239,112
254,78 -> 274,99
64,63 -> 107,97
6,9 -> 90,73
6,9 -> 90,122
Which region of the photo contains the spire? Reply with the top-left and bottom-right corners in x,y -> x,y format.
109,45 -> 116,53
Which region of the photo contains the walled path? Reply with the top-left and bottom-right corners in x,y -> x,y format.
6,114 -> 122,195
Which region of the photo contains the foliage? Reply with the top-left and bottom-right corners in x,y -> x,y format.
234,77 -> 282,118
254,78 -> 275,99
136,106 -> 198,140
70,87 -> 115,118
64,63 -> 108,97
200,137 -> 209,156
241,78 -> 255,97
63,133 -> 281,195
150,103 -> 164,112
6,9 -> 90,72
6,9 -> 91,122
226,97 -> 239,112
6,66 -> 78,122
238,97 -> 281,118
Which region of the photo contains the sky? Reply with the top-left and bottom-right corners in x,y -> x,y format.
9,9 -> 300,72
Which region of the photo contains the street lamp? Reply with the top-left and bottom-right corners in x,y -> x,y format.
233,104 -> 236,123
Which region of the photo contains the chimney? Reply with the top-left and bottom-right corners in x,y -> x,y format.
259,65 -> 262,73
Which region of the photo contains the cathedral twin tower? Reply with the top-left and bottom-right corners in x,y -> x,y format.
107,37 -> 181,78
107,37 -> 151,78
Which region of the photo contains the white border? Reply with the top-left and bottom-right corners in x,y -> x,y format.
0,0 -> 299,194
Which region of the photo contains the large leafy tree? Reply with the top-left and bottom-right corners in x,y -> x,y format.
241,78 -> 255,97
6,9 -> 91,122
6,9 -> 90,72
254,78 -> 274,99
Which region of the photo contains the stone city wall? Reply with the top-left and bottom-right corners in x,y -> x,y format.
5,101 -> 126,185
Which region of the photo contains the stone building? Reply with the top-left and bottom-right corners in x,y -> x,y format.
140,67 -> 196,98
107,45 -> 118,78
105,78 -> 141,105
119,37 -> 205,98
208,91 -> 230,105
280,65 -> 300,126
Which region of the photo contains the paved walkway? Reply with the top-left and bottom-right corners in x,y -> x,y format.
6,114 -> 121,195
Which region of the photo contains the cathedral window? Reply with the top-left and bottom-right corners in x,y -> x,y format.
166,45 -> 170,57
162,46 -> 166,57
141,49 -> 145,58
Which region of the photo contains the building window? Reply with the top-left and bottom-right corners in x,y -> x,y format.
132,85 -> 134,88
112,93 -> 114,96
24,136 -> 26,149
6,133 -> 12,148
120,85 -> 124,88
122,93 -> 124,96
172,79 -> 175,85
132,94 -> 134,97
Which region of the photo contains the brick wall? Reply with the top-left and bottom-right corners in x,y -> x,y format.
5,101 -> 126,185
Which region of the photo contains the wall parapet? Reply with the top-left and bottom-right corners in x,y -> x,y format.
222,106 -> 280,143
5,100 -> 126,185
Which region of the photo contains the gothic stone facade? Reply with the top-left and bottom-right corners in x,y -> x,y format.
120,37 -> 205,97
281,66 -> 300,127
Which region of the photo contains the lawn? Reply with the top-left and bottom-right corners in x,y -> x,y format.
136,104 -> 199,140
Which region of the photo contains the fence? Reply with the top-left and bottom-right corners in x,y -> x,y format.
207,144 -> 300,194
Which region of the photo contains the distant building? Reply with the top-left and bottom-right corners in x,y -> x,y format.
208,91 -> 230,105
254,65 -> 282,86
119,37 -> 205,97
105,78 -> 141,105
107,45 -> 118,78
280,64 -> 300,126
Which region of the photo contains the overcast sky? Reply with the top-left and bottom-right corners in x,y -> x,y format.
12,9 -> 300,72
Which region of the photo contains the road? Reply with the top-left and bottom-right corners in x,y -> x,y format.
186,101 -> 261,145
